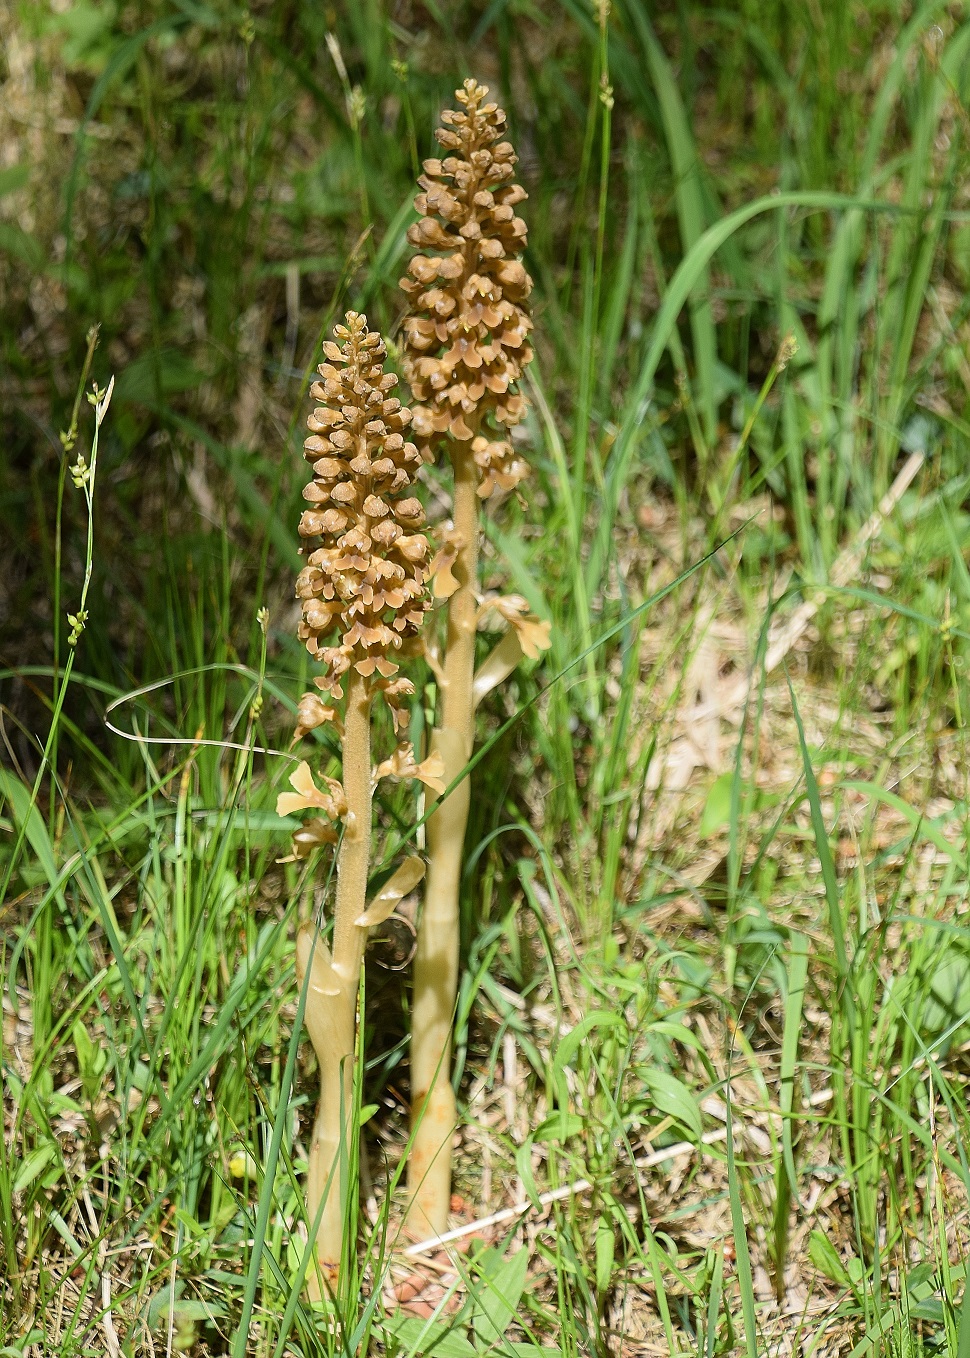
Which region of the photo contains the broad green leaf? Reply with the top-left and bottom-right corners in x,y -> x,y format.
808,1230 -> 851,1286
515,1138 -> 542,1209
699,773 -> 734,839
532,1113 -> 585,1143
699,772 -> 783,838
641,1069 -> 703,1142
72,1018 -> 107,1105
383,1315 -> 476,1358
0,769 -> 64,906
921,951 -> 970,1043
0,164 -> 29,198
13,1143 -> 59,1195
595,1217 -> 615,1295
0,223 -> 43,270
555,1011 -> 626,1071
146,1282 -> 224,1326
472,1248 -> 529,1348
648,1020 -> 709,1054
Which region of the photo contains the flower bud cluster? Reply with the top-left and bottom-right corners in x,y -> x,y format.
296,313 -> 431,707
400,79 -> 533,498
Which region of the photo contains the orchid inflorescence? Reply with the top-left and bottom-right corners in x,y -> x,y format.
296,311 -> 432,720
401,78 -> 534,500
280,79 -> 547,1287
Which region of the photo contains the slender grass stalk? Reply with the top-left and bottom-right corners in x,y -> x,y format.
50,325 -> 100,835
0,358 -> 113,1094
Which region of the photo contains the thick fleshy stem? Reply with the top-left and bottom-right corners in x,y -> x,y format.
300,669 -> 372,1297
406,444 -> 480,1237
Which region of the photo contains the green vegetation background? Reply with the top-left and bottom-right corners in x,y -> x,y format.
3,0 -> 970,1354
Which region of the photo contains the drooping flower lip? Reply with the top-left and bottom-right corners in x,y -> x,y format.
429,525 -> 465,599
478,592 -> 552,660
293,692 -> 341,741
374,743 -> 446,794
276,760 -> 348,820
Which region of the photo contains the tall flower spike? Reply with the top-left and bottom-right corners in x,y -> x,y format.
400,79 -> 533,498
297,312 -> 432,698
401,83 -> 544,1242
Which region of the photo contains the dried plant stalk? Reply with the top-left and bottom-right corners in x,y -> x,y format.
400,80 -> 535,1237
279,311 -> 434,1294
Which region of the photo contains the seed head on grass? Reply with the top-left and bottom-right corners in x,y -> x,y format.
400,78 -> 533,498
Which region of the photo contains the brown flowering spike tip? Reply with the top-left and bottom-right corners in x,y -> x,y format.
296,312 -> 432,699
400,79 -> 533,498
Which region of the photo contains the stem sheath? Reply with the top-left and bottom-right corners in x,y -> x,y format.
407,445 -> 479,1236
302,669 -> 372,1295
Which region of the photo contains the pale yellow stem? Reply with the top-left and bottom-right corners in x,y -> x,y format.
407,444 -> 479,1237
303,668 -> 372,1296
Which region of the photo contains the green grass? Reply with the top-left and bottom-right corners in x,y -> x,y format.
3,0 -> 970,1353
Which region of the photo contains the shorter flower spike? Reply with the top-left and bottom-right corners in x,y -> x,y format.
296,312 -> 432,698
284,315 -> 436,1298
400,80 -> 533,497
